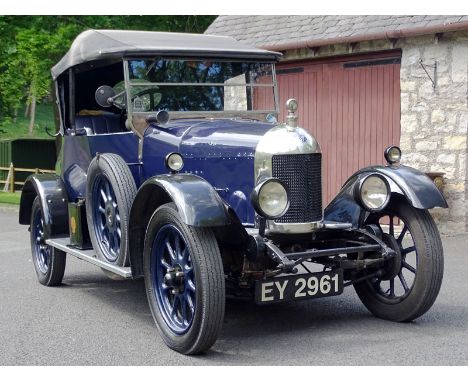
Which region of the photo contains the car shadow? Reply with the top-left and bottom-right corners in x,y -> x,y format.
59,270 -> 467,364
61,271 -> 365,329
60,273 -> 366,342
61,272 -> 155,326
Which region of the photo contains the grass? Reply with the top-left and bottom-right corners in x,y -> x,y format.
0,103 -> 55,140
0,192 -> 21,205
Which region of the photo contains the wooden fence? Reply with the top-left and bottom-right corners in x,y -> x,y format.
0,163 -> 55,192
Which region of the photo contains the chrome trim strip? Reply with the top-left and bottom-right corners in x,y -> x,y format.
84,131 -> 133,136
137,110 -> 278,116
265,221 -> 353,234
323,222 -> 353,230
54,81 -> 65,136
128,81 -> 275,87
124,59 -> 144,161
266,221 -> 323,235
46,238 -> 132,278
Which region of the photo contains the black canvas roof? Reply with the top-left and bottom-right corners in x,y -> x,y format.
51,29 -> 281,79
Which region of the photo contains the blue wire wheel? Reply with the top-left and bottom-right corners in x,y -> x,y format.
91,174 -> 122,262
32,207 -> 50,274
151,224 -> 196,335
143,204 -> 225,354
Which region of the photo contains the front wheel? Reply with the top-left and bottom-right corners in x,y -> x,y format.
143,203 -> 225,355
354,202 -> 444,322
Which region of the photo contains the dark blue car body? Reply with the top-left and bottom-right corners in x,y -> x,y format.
60,118 -> 273,227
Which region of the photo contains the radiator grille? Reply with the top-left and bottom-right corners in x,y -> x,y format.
272,153 -> 322,223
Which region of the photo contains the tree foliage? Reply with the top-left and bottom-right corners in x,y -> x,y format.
0,15 -> 216,126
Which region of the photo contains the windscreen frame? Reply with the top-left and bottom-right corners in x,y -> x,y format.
123,57 -> 279,119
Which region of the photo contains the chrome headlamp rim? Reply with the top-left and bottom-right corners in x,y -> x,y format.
251,177 -> 290,220
354,173 -> 391,212
165,152 -> 184,172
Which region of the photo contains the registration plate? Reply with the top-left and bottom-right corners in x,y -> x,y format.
255,270 -> 343,305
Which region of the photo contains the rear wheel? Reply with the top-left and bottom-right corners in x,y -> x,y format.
354,202 -> 444,322
30,197 -> 66,286
143,203 -> 225,355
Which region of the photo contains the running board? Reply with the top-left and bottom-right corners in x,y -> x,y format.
46,237 -> 133,279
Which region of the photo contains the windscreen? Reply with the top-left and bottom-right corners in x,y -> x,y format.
125,59 -> 277,114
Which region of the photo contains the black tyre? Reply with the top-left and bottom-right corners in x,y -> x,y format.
143,203 -> 225,355
86,153 -> 137,267
30,197 -> 66,286
354,202 -> 444,322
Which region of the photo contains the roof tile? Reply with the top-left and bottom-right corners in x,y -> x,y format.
205,15 -> 468,48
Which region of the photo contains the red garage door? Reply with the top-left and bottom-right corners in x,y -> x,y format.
276,51 -> 401,205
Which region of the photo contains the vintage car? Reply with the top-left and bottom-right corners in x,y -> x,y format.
19,30 -> 447,355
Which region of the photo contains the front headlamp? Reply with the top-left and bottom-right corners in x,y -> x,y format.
355,174 -> 390,212
251,178 -> 290,220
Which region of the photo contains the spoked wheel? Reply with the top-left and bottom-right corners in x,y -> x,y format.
355,202 -> 444,322
32,206 -> 51,274
153,224 -> 196,334
30,197 -> 66,286
91,174 -> 121,262
144,203 -> 225,355
86,153 -> 136,268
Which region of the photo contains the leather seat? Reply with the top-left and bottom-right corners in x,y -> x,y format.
75,114 -> 124,135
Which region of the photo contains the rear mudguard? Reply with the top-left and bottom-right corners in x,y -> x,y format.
19,174 -> 69,238
324,165 -> 448,228
128,173 -> 230,278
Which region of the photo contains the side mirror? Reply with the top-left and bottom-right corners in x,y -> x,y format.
95,85 -> 116,108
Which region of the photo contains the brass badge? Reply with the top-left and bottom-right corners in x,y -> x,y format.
70,216 -> 76,234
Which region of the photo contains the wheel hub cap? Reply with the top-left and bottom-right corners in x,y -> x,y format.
382,233 -> 402,280
164,266 -> 185,293
105,203 -> 115,226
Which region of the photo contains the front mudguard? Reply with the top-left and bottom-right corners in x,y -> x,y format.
19,174 -> 69,238
324,165 -> 448,228
128,173 -> 230,278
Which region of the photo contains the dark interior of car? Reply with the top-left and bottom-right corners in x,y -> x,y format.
59,61 -> 127,135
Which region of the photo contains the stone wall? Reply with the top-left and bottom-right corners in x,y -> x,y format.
280,31 -> 468,234
399,31 -> 468,234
